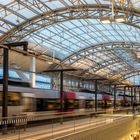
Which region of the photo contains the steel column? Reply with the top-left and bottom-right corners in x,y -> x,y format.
60,71 -> 63,112
113,85 -> 116,110
30,57 -> 36,88
2,42 -> 28,119
2,48 -> 9,134
131,87 -> 133,106
139,91 -> 140,103
124,86 -> 126,102
2,48 -> 9,118
134,87 -> 136,102
95,80 -> 98,112
139,87 -> 140,103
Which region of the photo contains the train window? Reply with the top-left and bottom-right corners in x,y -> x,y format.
47,100 -> 56,110
0,92 -> 21,106
86,100 -> 94,108
66,99 -> 75,109
36,99 -> 59,111
74,100 -> 79,109
68,100 -> 74,103
22,97 -> 35,112
8,92 -> 21,106
56,100 -> 60,110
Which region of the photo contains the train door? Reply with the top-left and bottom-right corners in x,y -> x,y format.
0,92 -> 22,116
21,93 -> 35,112
36,98 -> 45,111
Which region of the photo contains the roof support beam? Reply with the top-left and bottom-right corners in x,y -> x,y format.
0,3 -> 27,20
43,69 -> 77,73
0,4 -> 140,42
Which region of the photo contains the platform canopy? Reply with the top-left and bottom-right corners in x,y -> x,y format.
0,0 -> 140,85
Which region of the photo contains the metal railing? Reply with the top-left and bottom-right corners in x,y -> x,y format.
0,108 -> 134,140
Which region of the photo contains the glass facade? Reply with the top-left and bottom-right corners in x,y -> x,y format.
24,72 -> 51,89
0,68 -> 20,80
0,68 -> 51,89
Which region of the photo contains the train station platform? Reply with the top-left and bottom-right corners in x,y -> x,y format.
0,113 -> 140,140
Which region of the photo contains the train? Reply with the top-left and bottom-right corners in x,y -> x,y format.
0,84 -> 132,117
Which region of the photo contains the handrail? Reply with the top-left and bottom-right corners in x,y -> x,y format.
0,106 -> 136,124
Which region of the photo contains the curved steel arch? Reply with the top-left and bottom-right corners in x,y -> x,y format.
116,71 -> 140,82
1,4 -> 140,42
63,41 -> 140,64
59,41 -> 140,82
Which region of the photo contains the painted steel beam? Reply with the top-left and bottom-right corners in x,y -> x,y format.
43,69 -> 77,72
0,4 -> 140,42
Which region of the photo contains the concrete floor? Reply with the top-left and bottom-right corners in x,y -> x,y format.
58,116 -> 140,140
0,114 -> 138,140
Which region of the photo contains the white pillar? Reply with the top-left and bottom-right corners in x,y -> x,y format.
30,57 -> 36,88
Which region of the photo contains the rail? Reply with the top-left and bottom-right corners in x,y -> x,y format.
0,106 -> 137,126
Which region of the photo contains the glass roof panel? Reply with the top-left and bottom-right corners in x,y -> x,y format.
0,0 -> 139,82
18,8 -> 37,19
45,1 -> 65,9
4,14 -> 25,25
114,49 -> 140,69
128,75 -> 140,85
0,0 -> 14,5
0,0 -> 138,24
24,19 -> 140,60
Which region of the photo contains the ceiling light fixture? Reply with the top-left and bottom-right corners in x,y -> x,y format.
114,16 -> 127,23
100,15 -> 127,24
100,19 -> 112,24
47,61 -> 53,64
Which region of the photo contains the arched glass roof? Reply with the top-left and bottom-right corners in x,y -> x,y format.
0,0 -> 140,84
63,42 -> 140,82
26,19 -> 140,59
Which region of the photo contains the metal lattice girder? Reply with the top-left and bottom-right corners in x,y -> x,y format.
0,1 -> 140,84
61,42 -> 140,80
63,42 -> 140,63
117,71 -> 140,82
0,2 -> 139,62
0,4 -> 140,42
